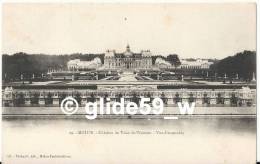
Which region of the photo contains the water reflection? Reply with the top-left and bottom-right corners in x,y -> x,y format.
2,118 -> 256,164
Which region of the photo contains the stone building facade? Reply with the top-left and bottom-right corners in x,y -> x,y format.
179,59 -> 213,70
104,45 -> 153,70
67,57 -> 102,71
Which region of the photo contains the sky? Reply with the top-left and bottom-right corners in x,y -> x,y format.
2,3 -> 256,58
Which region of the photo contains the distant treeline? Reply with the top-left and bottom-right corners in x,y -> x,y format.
210,50 -> 256,80
2,52 -> 104,78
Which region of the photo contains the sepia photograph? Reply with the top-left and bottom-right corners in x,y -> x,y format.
1,3 -> 257,164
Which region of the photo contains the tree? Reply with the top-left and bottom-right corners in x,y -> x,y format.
2,53 -> 105,81
166,54 -> 181,66
210,50 -> 256,80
